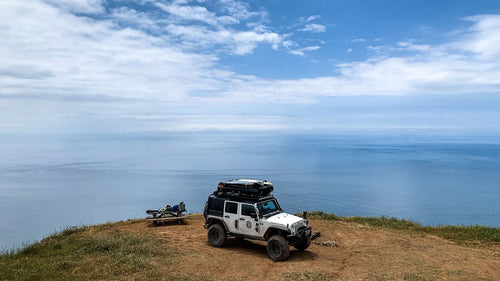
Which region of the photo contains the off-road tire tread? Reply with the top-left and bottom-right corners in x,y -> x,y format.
207,223 -> 226,247
267,235 -> 290,261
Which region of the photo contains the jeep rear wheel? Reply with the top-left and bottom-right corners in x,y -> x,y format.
267,235 -> 290,261
294,237 -> 311,251
207,224 -> 226,247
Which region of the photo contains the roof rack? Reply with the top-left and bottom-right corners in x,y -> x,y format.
216,179 -> 274,198
213,191 -> 275,202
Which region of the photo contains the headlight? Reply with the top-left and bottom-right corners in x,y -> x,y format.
291,221 -> 306,234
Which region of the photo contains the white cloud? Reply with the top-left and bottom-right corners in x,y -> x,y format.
202,15 -> 500,102
1,1 -> 499,110
165,24 -> 283,54
219,0 -> 266,21
289,46 -> 321,56
298,23 -> 326,33
397,41 -> 431,51
0,0 -> 221,101
111,7 -> 163,31
352,38 -> 366,43
457,15 -> 500,59
155,2 -> 238,26
283,40 -> 296,49
45,0 -> 105,14
306,15 -> 321,22
137,0 -> 285,55
346,48 -> 353,53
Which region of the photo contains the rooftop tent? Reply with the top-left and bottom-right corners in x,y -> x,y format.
216,179 -> 274,198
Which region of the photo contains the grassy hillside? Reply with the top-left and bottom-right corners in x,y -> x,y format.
0,220 -> 202,281
1,214 -> 499,281
307,211 -> 500,244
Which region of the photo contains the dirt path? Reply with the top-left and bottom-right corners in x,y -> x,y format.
118,217 -> 500,280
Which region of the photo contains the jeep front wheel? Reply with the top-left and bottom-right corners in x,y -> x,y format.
267,235 -> 290,261
207,224 -> 226,247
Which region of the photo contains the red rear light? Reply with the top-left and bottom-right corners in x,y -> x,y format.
218,183 -> 224,188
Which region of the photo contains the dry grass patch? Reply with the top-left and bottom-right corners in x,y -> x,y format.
0,220 -> 194,281
307,211 -> 500,244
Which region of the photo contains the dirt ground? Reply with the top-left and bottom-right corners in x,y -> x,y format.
118,216 -> 500,281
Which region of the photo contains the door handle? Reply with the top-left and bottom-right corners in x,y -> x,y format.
239,218 -> 245,221
224,215 -> 230,218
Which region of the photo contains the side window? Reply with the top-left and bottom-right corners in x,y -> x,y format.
241,204 -> 255,216
225,202 -> 238,214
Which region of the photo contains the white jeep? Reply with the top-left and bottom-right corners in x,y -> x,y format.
203,179 -> 314,261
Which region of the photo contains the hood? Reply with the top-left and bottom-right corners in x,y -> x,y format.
265,212 -> 304,226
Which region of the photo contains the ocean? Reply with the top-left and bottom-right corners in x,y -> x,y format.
1,132 -> 499,250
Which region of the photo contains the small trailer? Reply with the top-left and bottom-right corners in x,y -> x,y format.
146,202 -> 187,226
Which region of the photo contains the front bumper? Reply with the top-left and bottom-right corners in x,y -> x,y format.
287,226 -> 312,245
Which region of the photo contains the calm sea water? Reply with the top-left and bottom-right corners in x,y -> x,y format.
1,132 -> 499,250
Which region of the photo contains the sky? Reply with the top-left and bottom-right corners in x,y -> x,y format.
1,0 -> 499,134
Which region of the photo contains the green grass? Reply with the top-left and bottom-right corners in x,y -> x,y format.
0,220 -> 209,281
307,211 -> 500,244
2,213 -> 499,281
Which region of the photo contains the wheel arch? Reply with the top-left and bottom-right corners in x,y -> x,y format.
207,218 -> 229,232
264,227 -> 290,241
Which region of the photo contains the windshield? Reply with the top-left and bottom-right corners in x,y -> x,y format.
257,199 -> 281,216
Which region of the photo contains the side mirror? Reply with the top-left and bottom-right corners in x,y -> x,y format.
250,212 -> 258,220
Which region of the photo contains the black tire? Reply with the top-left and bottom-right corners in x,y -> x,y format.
294,237 -> 311,251
207,224 -> 226,247
267,235 -> 290,261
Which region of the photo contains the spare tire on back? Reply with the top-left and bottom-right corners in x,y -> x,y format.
203,201 -> 208,219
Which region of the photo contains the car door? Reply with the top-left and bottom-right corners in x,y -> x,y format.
223,201 -> 239,233
238,203 -> 259,236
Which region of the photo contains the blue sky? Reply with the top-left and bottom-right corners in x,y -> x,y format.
0,0 -> 499,134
